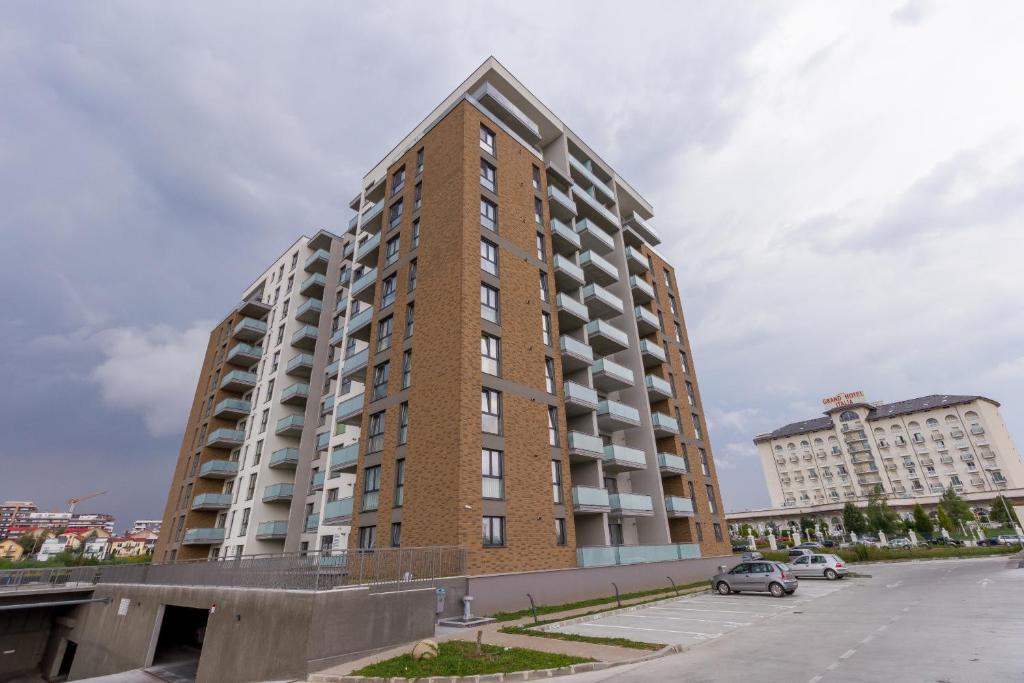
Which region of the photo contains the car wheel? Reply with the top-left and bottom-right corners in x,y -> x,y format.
716,582 -> 731,595
825,568 -> 838,581
769,582 -> 785,598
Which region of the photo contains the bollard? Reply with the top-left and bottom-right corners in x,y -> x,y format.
612,582 -> 621,608
526,593 -> 539,625
667,576 -> 678,596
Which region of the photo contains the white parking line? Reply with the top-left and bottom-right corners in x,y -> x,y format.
808,675 -> 823,683
840,649 -> 856,659
615,614 -> 752,627
580,623 -> 723,638
861,634 -> 875,644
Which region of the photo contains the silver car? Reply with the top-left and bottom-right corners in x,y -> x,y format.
789,553 -> 847,580
711,561 -> 798,598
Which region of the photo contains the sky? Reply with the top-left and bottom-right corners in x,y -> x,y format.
2,1 -> 1023,529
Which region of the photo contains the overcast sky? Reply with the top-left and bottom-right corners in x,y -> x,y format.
3,1 -> 1023,529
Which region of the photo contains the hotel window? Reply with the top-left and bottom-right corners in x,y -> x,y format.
481,389 -> 502,434
481,334 -> 500,376
480,159 -> 496,192
532,165 -> 541,190
479,125 -> 495,155
385,235 -> 400,266
548,406 -> 559,446
555,518 -> 567,546
392,166 -> 406,196
481,239 -> 498,275
381,274 -> 397,309
413,182 -> 422,210
551,460 -> 563,503
481,284 -> 500,323
394,460 -> 405,507
390,523 -> 402,547
408,260 -> 417,291
482,448 -> 504,499
388,198 -> 403,230
376,315 -> 393,352
397,402 -> 409,445
362,465 -> 381,511
534,197 -> 543,225
367,411 -> 385,453
358,525 -> 375,550
405,303 -> 415,337
482,516 -> 505,547
541,312 -> 552,346
545,358 -> 555,393
412,219 -> 420,248
706,484 -> 717,514
416,148 -> 424,175
371,362 -> 389,401
692,414 -> 703,441
402,350 -> 412,389
480,197 -> 498,231
539,272 -> 549,301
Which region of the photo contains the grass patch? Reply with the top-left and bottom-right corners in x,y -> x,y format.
500,624 -> 662,651
760,544 -> 1019,564
351,640 -> 593,678
492,580 -> 708,622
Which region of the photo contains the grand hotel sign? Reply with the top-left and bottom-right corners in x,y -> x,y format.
822,391 -> 865,408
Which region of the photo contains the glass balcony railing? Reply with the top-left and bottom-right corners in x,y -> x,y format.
598,400 -> 640,427
191,493 -> 231,510
665,496 -> 695,516
255,521 -> 288,539
568,155 -> 616,203
275,415 -> 305,436
281,382 -> 310,404
574,218 -> 614,253
305,513 -> 320,531
325,360 -> 340,378
585,319 -> 629,351
550,217 -> 581,252
580,250 -> 619,284
639,340 -> 667,363
559,336 -> 594,365
553,254 -> 585,288
577,543 -> 700,567
206,428 -> 245,449
199,460 -> 238,479
226,343 -> 262,366
592,359 -> 634,387
657,452 -> 688,474
645,374 -> 673,398
342,348 -> 369,377
183,528 -> 226,545
269,447 -> 299,468
629,275 -> 655,301
609,492 -> 654,514
213,398 -> 251,418
291,325 -> 319,348
347,307 -> 373,335
356,232 -> 381,263
311,471 -> 326,491
567,431 -> 604,457
351,268 -> 378,298
324,497 -> 354,524
625,245 -> 649,272
556,293 -> 589,327
564,381 -> 599,409
603,445 -> 647,470
300,272 -> 327,295
330,442 -> 359,471
635,306 -> 660,331
232,317 -> 268,341
547,185 -> 578,217
582,283 -> 623,317
571,184 -> 619,229
296,298 -> 323,323
221,370 -> 258,392
572,486 -> 610,510
286,353 -> 315,375
651,412 -> 680,435
336,394 -> 365,424
262,483 -> 295,502
304,248 -> 330,272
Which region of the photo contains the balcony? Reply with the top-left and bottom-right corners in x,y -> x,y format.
183,528 -> 226,545
330,328 -> 345,346
473,82 -> 541,142
624,212 -> 660,247
227,343 -> 262,368
351,268 -> 378,303
657,452 -> 688,475
269,447 -> 300,469
336,393 -> 365,426
556,293 -> 589,331
602,444 -> 647,472
635,306 -> 660,336
305,514 -> 320,532
232,317 -> 268,342
330,442 -> 359,473
316,431 -> 330,451
639,340 -> 667,368
629,276 -> 655,304
255,521 -> 288,540
360,201 -> 384,234
579,250 -> 619,286
577,543 -> 700,568
206,428 -> 245,450
213,398 -> 251,420
286,353 -> 315,378
645,375 -> 673,402
567,431 -> 604,463
665,495 -> 695,518
585,319 -> 628,356
571,185 -> 619,231
346,306 -> 374,340
597,399 -> 640,432
291,325 -> 319,350
199,460 -> 238,479
281,382 -> 310,405
563,381 -> 599,416
311,471 -> 325,491
609,492 -> 654,517
342,348 -> 370,381
191,493 -> 231,511
572,486 -> 611,514
221,370 -> 258,393
591,358 -> 634,392
568,155 -> 616,205
355,232 -> 381,267
970,425 -> 984,435
323,497 -> 354,525
553,254 -> 586,291
296,298 -> 323,324
651,412 -> 680,438
551,218 -> 581,255
547,185 -> 578,220
559,335 -> 594,371
325,359 -> 340,379
335,295 -> 349,315
582,283 -> 624,320
304,248 -> 330,274
238,297 -> 272,319
574,218 -> 614,254
300,272 -> 327,297
624,246 -> 649,275
262,483 -> 295,503
275,415 -> 305,437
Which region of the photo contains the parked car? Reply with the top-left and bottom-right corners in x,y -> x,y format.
741,551 -> 764,561
789,553 -> 848,580
711,561 -> 798,598
795,542 -> 824,549
884,537 -> 914,549
927,537 -> 964,547
731,541 -> 749,553
787,548 -> 813,560
995,534 -> 1024,545
976,537 -> 1000,547
820,540 -> 837,548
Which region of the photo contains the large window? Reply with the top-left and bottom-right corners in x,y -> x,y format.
706,484 -> 717,514
392,166 -> 406,196
372,362 -> 389,401
480,239 -> 498,275
358,525 -> 375,549
551,460 -> 562,503
699,447 -> 709,476
397,402 -> 409,445
376,315 -> 393,352
481,334 -> 500,376
367,411 -> 385,453
405,303 -> 415,337
545,358 -> 555,393
692,413 -> 703,441
481,389 -> 502,434
394,459 -> 405,507
480,197 -> 498,231
548,407 -> 559,446
381,274 -> 397,309
362,465 -> 381,511
388,199 -> 403,230
482,516 -> 505,547
413,182 -> 422,210
482,448 -> 504,499
481,284 -> 500,323
480,159 -> 496,192
408,260 -> 417,291
385,235 -> 400,266
541,312 -> 551,346
539,272 -> 549,301
402,350 -> 412,389
391,522 -> 402,547
555,518 -> 567,546
479,125 -> 495,155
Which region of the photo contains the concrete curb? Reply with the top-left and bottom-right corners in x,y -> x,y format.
533,587 -> 709,632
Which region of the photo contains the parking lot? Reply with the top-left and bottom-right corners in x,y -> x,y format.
559,554 -> 1024,682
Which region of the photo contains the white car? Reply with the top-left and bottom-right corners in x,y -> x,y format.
995,534 -> 1024,545
789,553 -> 848,580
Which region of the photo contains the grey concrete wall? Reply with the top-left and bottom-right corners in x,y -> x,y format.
0,607 -> 54,680
467,555 -> 736,615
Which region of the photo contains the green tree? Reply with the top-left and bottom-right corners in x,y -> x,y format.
15,533 -> 36,553
911,504 -> 933,536
737,523 -> 754,538
799,516 -> 817,536
938,488 -> 974,530
989,495 -> 1020,527
865,488 -> 900,535
936,506 -> 954,536
842,502 -> 868,535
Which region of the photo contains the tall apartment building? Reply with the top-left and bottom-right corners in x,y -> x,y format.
155,57 -> 731,569
0,501 -> 37,539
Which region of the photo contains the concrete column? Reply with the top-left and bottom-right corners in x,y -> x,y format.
768,533 -> 777,550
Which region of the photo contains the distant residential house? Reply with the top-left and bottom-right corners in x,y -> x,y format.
109,536 -> 152,558
0,539 -> 24,561
36,533 -> 86,561
82,537 -> 110,560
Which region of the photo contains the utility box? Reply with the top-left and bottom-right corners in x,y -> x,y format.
435,588 -> 446,614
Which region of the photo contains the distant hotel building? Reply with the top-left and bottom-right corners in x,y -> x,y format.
130,520 -> 163,535
154,58 -> 731,571
0,501 -> 37,539
728,393 -> 1024,531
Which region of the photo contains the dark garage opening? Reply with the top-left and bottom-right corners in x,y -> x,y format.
149,605 -> 209,682
57,640 -> 77,679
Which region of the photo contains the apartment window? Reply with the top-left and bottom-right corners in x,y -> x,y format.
372,362 -> 389,401
377,315 -> 393,352
362,465 -> 381,511
385,235 -> 400,266
663,269 -> 672,288
695,522 -> 704,543
541,312 -> 552,346
381,274 -> 397,309
551,460 -> 563,503
548,406 -> 559,446
609,523 -> 624,546
388,199 -> 403,230
405,303 -> 415,337
532,165 -> 541,190
397,402 -> 409,445
390,522 -> 402,547
367,411 -> 385,453
668,294 -> 678,317
480,239 -> 498,275
416,148 -> 424,175
544,358 -> 555,393
413,182 -> 422,210
392,166 -> 406,196
555,518 -> 567,546
713,523 -> 723,542
706,484 -> 717,514
358,525 -> 375,549
402,350 -> 412,389
686,381 -> 696,407
394,459 -> 405,507
699,449 -> 710,476
239,508 -> 250,536
481,334 -> 500,376
480,197 -> 497,231
281,298 -> 290,316
286,274 -> 294,291
680,350 -> 690,374
539,272 -> 549,301
482,516 -> 505,547
692,414 -> 703,441
674,323 -> 683,343
246,474 -> 257,501
290,252 -> 298,270
276,324 -> 284,345
481,284 -> 500,323
534,197 -> 543,225
408,260 -> 417,291
481,389 -> 502,434
482,449 -> 504,499
479,125 -> 495,155
253,440 -> 263,465
480,159 -> 496,192
259,409 -> 269,433
412,219 -> 420,248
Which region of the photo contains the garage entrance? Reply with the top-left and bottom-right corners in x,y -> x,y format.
148,605 -> 209,682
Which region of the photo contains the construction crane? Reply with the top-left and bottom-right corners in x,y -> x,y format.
67,490 -> 107,514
